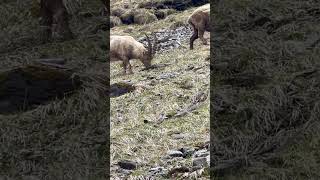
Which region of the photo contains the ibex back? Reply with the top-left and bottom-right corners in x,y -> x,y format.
188,4 -> 210,50
110,34 -> 157,74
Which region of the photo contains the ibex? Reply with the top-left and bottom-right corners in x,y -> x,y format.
110,34 -> 157,74
187,4 -> 210,50
39,0 -> 74,42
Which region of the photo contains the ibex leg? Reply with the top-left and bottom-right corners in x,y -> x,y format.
190,28 -> 198,50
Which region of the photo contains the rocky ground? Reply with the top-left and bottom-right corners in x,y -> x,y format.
137,26 -> 193,53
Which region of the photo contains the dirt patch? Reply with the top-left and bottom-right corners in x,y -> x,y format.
0,65 -> 82,114
110,82 -> 136,97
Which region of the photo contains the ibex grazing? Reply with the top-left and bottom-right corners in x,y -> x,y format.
110,34 -> 157,74
187,4 -> 210,50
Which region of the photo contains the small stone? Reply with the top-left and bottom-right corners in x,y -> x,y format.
179,147 -> 195,158
118,160 -> 137,170
167,150 -> 183,157
149,166 -> 164,172
193,149 -> 209,158
171,133 -> 188,140
149,166 -> 167,176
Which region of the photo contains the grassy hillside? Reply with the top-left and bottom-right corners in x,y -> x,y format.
211,0 -> 320,179
110,0 -> 210,179
0,1 -> 108,179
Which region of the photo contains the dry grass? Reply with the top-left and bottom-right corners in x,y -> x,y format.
110,46 -> 210,176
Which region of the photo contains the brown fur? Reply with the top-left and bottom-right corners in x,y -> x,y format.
39,0 -> 74,42
187,4 -> 210,50
110,35 -> 156,74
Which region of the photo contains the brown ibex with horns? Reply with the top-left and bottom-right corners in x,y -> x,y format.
110,34 -> 157,74
188,4 -> 210,50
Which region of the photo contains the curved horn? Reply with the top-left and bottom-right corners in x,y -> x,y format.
152,32 -> 157,56
144,33 -> 152,59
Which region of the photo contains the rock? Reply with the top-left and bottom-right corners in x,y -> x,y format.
179,147 -> 195,158
138,26 -> 193,53
110,82 -> 136,98
192,156 -> 210,167
168,166 -> 190,177
167,150 -> 183,157
118,160 -> 137,170
110,16 -> 122,28
171,133 -> 188,140
157,72 -> 178,80
149,166 -> 165,172
193,149 -> 209,158
148,166 -> 168,176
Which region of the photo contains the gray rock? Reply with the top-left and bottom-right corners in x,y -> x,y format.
138,26 -> 193,53
179,147 -> 195,158
167,150 -> 183,157
157,72 -> 178,80
148,166 -> 168,176
193,149 -> 209,158
192,155 -> 210,167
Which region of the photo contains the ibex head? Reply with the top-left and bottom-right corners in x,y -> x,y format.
141,33 -> 157,68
